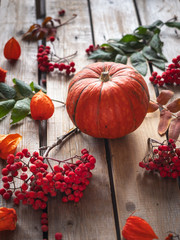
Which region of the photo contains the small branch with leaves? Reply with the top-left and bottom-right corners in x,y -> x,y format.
22,14 -> 77,41
86,16 -> 180,76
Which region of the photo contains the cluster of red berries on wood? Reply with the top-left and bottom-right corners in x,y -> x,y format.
0,148 -> 96,210
149,55 -> 180,86
85,44 -> 101,55
37,40 -> 76,76
139,138 -> 180,178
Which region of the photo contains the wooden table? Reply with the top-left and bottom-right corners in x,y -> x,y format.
0,0 -> 180,239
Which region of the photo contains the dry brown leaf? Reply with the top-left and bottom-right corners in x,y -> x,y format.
156,90 -> 174,105
168,112 -> 180,141
167,98 -> 180,113
147,100 -> 159,113
158,109 -> 172,136
0,133 -> 22,160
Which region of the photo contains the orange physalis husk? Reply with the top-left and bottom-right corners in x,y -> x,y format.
168,112 -> 180,142
30,90 -> 54,120
4,37 -> 21,60
0,67 -> 7,82
158,109 -> 172,136
156,90 -> 174,106
122,216 -> 158,240
0,207 -> 17,231
0,133 -> 22,160
147,100 -> 159,113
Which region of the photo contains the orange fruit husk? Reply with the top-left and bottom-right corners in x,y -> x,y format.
0,133 -> 22,160
122,216 -> 159,240
4,37 -> 21,60
30,90 -> 54,120
0,207 -> 17,231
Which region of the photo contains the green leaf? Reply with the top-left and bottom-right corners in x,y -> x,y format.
149,33 -> 163,53
145,20 -> 164,30
120,34 -> 139,43
108,43 -> 125,55
151,60 -> 165,71
0,83 -> 16,99
13,78 -> 34,98
130,52 -> 147,76
88,49 -> 114,61
165,21 -> 180,30
0,99 -> 16,119
11,98 -> 31,124
142,46 -> 166,62
134,27 -> 154,41
115,54 -> 127,64
30,82 -> 47,93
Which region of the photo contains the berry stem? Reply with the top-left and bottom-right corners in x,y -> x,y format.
51,99 -> 66,105
55,14 -> 77,28
42,127 -> 80,158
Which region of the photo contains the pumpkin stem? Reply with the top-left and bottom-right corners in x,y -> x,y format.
100,71 -> 110,82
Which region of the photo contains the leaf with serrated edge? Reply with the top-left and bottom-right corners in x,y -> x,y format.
11,98 -> 31,124
156,90 -> 174,105
147,101 -> 159,113
158,109 -> 172,136
168,112 -> 180,142
0,99 -> 16,119
167,98 -> 180,113
13,78 -> 33,98
130,52 -> 147,76
0,83 -> 16,99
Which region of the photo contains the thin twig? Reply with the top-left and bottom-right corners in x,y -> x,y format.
43,127 -> 80,158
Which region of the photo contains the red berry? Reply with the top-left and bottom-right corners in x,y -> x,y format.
55,232 -> 63,240
49,36 -> 55,42
7,154 -> 15,164
41,224 -> 48,232
1,168 -> 9,176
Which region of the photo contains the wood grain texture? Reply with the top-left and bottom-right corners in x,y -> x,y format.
0,1 -> 42,239
45,0 -> 117,239
91,0 -> 180,239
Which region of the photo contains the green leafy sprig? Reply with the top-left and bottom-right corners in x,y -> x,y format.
89,17 -> 180,76
0,79 -> 46,124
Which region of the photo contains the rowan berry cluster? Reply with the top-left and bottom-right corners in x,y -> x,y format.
149,55 -> 180,86
0,148 -> 96,210
37,41 -> 76,75
139,138 -> 180,178
85,44 -> 101,55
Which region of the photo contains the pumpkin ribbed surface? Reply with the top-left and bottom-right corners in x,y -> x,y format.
66,62 -> 149,139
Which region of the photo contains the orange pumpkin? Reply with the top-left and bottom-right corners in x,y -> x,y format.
66,62 -> 149,139
4,37 -> 21,60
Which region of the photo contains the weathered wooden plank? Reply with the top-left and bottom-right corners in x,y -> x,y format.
90,0 -> 180,239
91,0 -> 180,239
45,0 -> 117,239
0,1 -> 42,239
